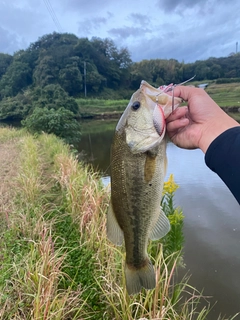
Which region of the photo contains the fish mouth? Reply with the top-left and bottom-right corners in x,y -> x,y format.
153,104 -> 166,136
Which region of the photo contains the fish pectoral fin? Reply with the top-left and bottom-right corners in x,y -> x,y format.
107,200 -> 124,246
149,208 -> 170,240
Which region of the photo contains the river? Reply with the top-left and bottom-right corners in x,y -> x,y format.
78,119 -> 240,319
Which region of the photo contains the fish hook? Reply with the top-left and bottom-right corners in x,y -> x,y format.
156,75 -> 196,112
170,75 -> 196,112
172,85 -> 175,113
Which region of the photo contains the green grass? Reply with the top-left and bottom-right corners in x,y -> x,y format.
0,127 -> 239,319
227,112 -> 240,122
206,82 -> 240,107
76,98 -> 128,117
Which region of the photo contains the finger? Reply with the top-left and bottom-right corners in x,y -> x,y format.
166,118 -> 189,133
173,85 -> 201,101
166,106 -> 188,122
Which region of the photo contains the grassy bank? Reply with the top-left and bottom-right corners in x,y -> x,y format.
205,82 -> 240,108
0,127 -> 239,319
76,82 -> 240,119
76,98 -> 128,118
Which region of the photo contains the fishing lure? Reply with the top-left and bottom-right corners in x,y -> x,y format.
157,75 -> 196,112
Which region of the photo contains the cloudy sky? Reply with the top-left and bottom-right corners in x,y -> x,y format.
1,0 -> 240,62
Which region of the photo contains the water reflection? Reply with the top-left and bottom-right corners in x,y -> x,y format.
166,144 -> 240,319
78,119 -> 240,319
77,119 -> 115,176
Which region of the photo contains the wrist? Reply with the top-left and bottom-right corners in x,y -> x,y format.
199,117 -> 240,153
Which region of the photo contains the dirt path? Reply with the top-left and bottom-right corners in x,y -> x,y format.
0,141 -> 20,226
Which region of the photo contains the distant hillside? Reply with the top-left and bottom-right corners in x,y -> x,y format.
0,31 -> 240,121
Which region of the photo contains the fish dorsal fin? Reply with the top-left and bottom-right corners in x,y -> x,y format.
149,208 -> 170,240
107,200 -> 124,246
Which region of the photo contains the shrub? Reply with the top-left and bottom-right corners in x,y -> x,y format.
22,107 -> 81,144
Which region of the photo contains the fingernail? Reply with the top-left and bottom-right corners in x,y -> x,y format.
180,118 -> 188,124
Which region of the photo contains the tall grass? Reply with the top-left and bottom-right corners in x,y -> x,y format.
0,128 -> 239,319
0,126 -> 26,143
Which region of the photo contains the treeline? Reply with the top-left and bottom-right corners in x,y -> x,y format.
0,31 -> 240,132
1,32 -> 240,101
0,33 -> 132,101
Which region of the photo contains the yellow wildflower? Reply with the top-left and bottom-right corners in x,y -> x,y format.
163,174 -> 179,195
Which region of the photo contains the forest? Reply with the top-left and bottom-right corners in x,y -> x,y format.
0,32 -> 240,141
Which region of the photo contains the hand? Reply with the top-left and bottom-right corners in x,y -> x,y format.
166,86 -> 240,153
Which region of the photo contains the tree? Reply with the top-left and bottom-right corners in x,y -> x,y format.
194,61 -> 210,80
0,94 -> 31,120
33,55 -> 59,87
0,84 -> 79,121
31,84 -> 79,115
0,53 -> 13,79
22,107 -> 81,144
0,61 -> 32,97
90,37 -> 132,89
208,63 -> 222,79
59,59 -> 83,96
84,63 -> 106,92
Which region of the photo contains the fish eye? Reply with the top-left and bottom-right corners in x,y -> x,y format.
131,101 -> 141,111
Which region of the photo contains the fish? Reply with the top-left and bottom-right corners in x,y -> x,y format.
107,80 -> 182,295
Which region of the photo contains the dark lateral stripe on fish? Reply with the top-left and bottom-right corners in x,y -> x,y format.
144,152 -> 157,183
126,257 -> 149,270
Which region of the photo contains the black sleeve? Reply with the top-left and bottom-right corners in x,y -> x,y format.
205,126 -> 240,205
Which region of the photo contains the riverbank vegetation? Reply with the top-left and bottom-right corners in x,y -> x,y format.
0,128 -> 238,320
0,127 -> 239,319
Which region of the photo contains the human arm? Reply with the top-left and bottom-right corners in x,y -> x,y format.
205,126 -> 240,204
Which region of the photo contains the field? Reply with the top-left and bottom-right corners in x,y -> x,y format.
205,82 -> 240,108
76,82 -> 240,119
75,98 -> 128,118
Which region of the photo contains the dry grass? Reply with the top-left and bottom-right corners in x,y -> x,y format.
0,140 -> 20,228
53,152 -> 109,247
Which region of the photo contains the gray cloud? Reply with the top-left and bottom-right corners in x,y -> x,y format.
78,16 -> 108,36
0,27 -> 20,54
129,14 -> 239,63
128,13 -> 151,26
0,0 -> 53,53
108,26 -> 152,39
0,0 -> 239,64
157,0 -> 206,12
59,0 -> 112,14
1,1 -> 48,34
158,0 -> 237,15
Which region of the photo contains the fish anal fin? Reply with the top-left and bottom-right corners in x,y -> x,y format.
107,200 -> 124,246
125,258 -> 156,295
149,208 -> 170,241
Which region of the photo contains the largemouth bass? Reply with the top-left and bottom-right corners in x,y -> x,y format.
107,80 -> 182,295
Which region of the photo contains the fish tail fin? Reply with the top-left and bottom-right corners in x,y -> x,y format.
125,258 -> 156,295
